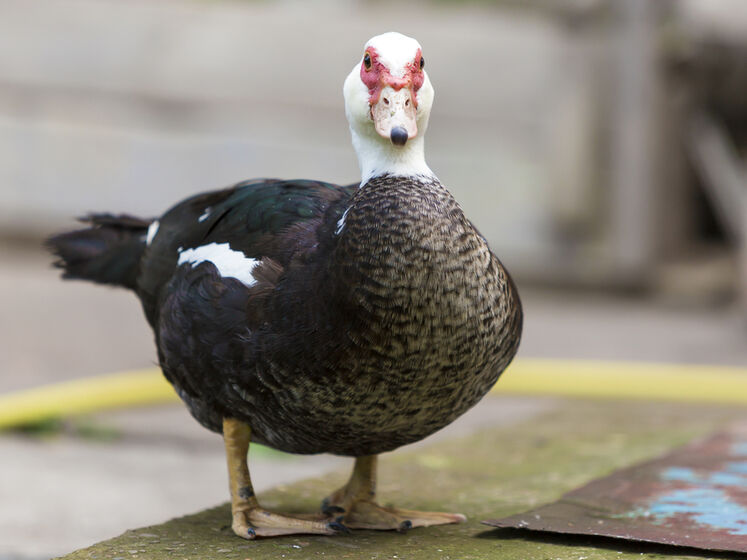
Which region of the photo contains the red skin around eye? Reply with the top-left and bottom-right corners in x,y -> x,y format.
360,47 -> 424,108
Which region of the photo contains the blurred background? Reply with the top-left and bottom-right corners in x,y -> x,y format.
0,0 -> 745,558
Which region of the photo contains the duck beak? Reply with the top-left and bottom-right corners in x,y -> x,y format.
371,86 -> 418,146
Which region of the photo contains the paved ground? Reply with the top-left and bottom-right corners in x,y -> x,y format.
0,396 -> 554,560
1,245 -> 746,559
56,399 -> 747,560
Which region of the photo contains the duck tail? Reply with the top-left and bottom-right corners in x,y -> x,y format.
46,213 -> 152,291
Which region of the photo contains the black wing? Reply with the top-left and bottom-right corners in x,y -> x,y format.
138,178 -> 356,325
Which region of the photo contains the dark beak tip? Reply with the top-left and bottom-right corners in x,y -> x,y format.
390,127 -> 409,146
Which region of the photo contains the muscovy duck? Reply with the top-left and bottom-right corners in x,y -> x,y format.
48,32 -> 523,538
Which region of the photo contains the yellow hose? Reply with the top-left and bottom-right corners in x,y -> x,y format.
495,358 -> 747,404
0,359 -> 745,430
0,369 -> 177,430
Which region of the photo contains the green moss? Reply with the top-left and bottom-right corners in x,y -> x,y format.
10,417 -> 66,437
58,398 -> 744,560
11,417 -> 122,442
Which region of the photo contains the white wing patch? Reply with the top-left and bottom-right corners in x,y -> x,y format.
335,207 -> 350,235
146,220 -> 160,246
177,242 -> 260,287
198,207 -> 211,223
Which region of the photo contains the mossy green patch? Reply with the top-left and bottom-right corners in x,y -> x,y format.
58,397 -> 745,560
11,417 -> 122,442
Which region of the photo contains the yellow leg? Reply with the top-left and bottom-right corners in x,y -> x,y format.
322,455 -> 466,532
223,418 -> 344,539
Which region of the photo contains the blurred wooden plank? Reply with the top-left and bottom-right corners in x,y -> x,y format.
607,0 -> 658,279
687,112 -> 746,242
686,111 -> 747,313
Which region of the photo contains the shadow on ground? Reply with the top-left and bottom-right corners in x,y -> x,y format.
478,528 -> 745,560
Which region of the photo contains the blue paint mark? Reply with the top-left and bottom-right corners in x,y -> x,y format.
620,437 -> 747,536
709,472 -> 746,486
726,460 -> 747,475
647,488 -> 747,535
660,463 -> 747,487
641,456 -> 747,535
731,441 -> 747,457
661,467 -> 699,483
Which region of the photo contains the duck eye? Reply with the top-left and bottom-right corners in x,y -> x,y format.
419,56 -> 425,70
363,53 -> 372,71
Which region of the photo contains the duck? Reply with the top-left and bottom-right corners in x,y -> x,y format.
47,31 -> 523,539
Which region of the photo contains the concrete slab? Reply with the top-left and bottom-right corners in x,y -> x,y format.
0,397 -> 555,559
55,399 -> 746,560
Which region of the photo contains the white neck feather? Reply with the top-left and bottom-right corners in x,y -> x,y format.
350,127 -> 434,185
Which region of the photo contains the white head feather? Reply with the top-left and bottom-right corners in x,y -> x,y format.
343,32 -> 436,184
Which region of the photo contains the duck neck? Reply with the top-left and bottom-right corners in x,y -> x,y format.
350,128 -> 434,185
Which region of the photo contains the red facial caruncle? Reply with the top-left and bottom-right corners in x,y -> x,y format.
360,47 -> 424,108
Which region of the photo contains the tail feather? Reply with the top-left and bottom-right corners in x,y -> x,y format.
46,213 -> 152,290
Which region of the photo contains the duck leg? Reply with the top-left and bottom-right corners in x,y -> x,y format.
223,418 -> 344,539
322,455 -> 466,532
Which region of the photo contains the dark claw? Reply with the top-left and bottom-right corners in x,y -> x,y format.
397,520 -> 412,534
247,527 -> 256,539
321,498 -> 346,516
238,486 -> 255,500
327,520 -> 351,534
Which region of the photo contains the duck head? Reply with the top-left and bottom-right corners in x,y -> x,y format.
344,32 -> 435,182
